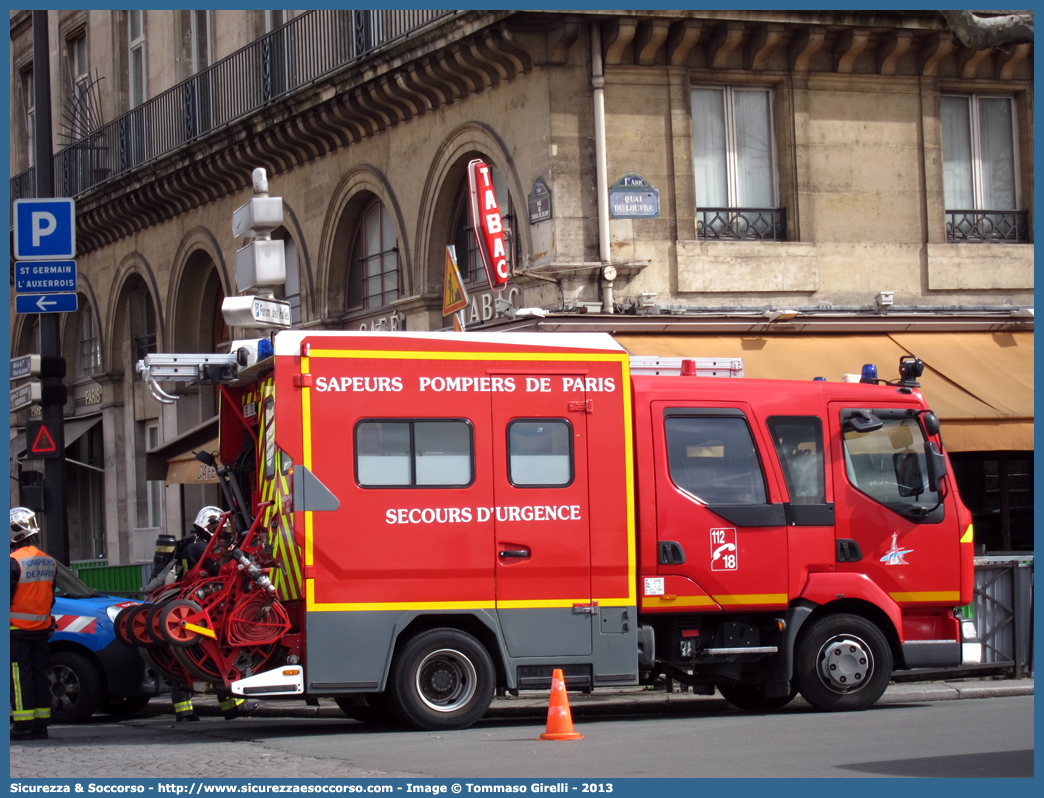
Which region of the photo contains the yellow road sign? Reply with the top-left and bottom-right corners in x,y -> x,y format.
443,246 -> 469,316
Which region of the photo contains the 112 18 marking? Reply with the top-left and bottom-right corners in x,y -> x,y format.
710,527 -> 738,571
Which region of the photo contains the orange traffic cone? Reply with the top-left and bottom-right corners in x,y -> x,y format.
539,668 -> 583,740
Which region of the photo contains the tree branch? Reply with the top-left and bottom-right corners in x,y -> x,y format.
939,10 -> 1034,49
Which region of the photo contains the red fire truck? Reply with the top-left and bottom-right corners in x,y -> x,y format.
127,331 -> 976,730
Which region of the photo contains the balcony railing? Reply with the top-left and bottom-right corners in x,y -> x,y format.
12,10 -> 451,206
946,210 -> 1030,243
697,208 -> 787,241
11,167 -> 36,205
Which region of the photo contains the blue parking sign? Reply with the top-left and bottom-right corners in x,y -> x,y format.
14,198 -> 76,260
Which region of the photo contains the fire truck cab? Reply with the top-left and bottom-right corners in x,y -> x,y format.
136,331 -> 975,730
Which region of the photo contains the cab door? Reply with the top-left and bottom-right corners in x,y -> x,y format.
653,403 -> 789,611
829,405 -> 961,603
490,376 -> 592,657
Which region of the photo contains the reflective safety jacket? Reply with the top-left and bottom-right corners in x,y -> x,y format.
11,546 -> 56,632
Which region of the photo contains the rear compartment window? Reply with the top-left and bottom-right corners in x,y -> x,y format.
766,416 -> 825,504
355,420 -> 473,488
665,416 -> 767,504
508,419 -> 573,487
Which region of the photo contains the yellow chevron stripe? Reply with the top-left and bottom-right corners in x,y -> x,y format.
960,524 -> 974,543
890,591 -> 961,603
713,593 -> 788,606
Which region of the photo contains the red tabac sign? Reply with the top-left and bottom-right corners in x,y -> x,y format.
466,159 -> 510,289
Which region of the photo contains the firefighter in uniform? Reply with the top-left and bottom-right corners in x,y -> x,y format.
168,506 -> 259,722
10,508 -> 56,740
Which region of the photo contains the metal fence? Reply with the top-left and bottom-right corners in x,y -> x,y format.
970,556 -> 1034,677
696,207 -> 788,241
14,10 -> 451,206
946,210 -> 1031,243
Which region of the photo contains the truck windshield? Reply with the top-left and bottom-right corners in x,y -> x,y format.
842,416 -> 939,508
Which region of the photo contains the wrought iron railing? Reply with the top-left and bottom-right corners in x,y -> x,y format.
12,10 -> 451,206
11,167 -> 36,205
697,208 -> 787,241
946,210 -> 1030,243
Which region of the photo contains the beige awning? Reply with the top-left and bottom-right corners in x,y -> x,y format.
613,332 -> 1033,452
164,438 -> 221,485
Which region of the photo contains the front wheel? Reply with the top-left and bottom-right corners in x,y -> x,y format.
388,628 -> 495,731
718,681 -> 797,712
794,613 -> 892,712
48,651 -> 103,724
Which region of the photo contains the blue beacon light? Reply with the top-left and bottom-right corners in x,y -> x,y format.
860,364 -> 878,384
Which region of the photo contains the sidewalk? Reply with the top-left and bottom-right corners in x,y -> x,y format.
165,677 -> 1033,720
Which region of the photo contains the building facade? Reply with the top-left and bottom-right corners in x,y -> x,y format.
9,10 -> 1033,564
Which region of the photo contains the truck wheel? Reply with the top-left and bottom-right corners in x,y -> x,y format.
718,682 -> 797,712
388,628 -> 495,731
100,695 -> 151,718
794,613 -> 892,712
48,651 -> 103,724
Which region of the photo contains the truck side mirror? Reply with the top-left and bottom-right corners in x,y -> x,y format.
921,411 -> 940,437
923,441 -> 947,492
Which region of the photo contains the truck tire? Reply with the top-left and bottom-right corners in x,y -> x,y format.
388,628 -> 495,731
48,651 -> 103,724
794,613 -> 892,712
718,682 -> 797,712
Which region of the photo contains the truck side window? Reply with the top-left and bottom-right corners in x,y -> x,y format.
842,414 -> 938,508
766,416 -> 825,505
507,419 -> 573,487
355,419 -> 473,488
665,416 -> 767,505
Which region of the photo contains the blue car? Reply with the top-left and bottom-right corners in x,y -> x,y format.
48,562 -> 166,723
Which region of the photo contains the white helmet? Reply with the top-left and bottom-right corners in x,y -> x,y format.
193,506 -> 224,533
10,507 -> 40,545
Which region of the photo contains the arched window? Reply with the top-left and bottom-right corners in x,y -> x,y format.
450,163 -> 517,288
347,200 -> 399,312
76,304 -> 100,378
130,283 -> 157,375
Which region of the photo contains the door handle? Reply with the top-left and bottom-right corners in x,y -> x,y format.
499,549 -> 529,558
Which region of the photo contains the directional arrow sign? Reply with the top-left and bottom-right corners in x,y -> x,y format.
15,294 -> 78,314
10,383 -> 40,413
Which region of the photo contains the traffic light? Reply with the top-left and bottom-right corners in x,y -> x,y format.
38,355 -> 66,379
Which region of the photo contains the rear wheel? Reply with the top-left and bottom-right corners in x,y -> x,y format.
48,651 -> 103,724
718,681 -> 797,712
388,628 -> 495,731
794,613 -> 892,712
